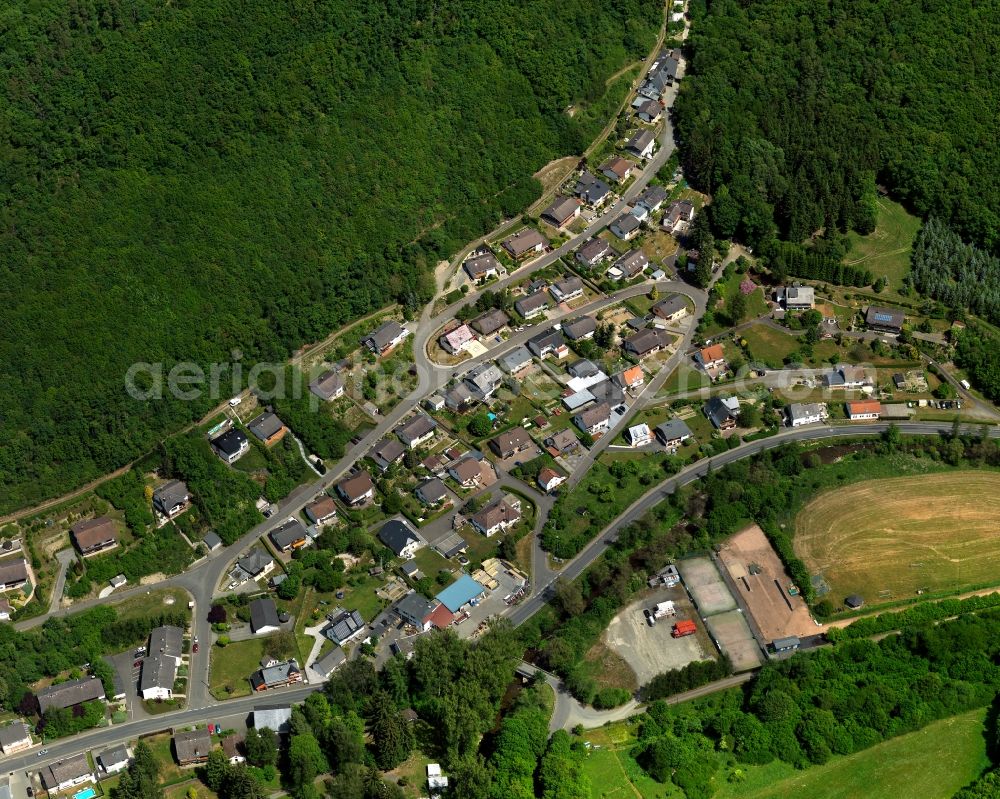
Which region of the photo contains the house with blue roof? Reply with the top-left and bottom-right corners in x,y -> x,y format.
435,575 -> 486,613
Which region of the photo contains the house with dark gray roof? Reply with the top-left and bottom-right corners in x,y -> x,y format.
445,383 -> 475,411
541,196 -> 581,228
395,414 -> 437,449
153,479 -> 190,518
575,171 -> 612,206
568,359 -> 601,379
251,659 -> 301,691
588,379 -> 624,406
363,320 -> 409,355
97,745 -> 131,775
312,647 -> 347,679
463,251 -> 503,282
174,728 -> 212,766
247,412 -> 287,446
395,592 -> 437,631
865,305 -> 905,333
323,609 -> 366,646
637,185 -> 669,213
464,363 -> 504,399
652,294 -> 688,323
0,558 -> 29,593
488,427 -> 533,459
39,753 -> 93,792
610,212 -> 642,241
576,237 -> 611,267
211,428 -> 249,464
250,597 -> 281,635
654,419 -> 694,448
370,438 -> 406,472
140,653 -> 178,701
415,478 -> 449,506
549,276 -> 584,303
514,290 -> 550,319
623,328 -> 671,358
609,249 -> 648,280
234,549 -> 274,583
527,328 -> 565,358
36,677 -> 105,714
471,308 -> 510,336
562,316 -> 597,341
625,129 -> 656,159
309,369 -> 345,401
704,396 -> 740,430
499,345 -> 533,374
634,98 -> 662,123
573,402 -> 612,436
0,721 -> 31,755
269,518 -> 309,552
150,625 -> 183,659
378,520 -> 424,559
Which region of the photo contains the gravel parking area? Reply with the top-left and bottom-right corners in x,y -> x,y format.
678,556 -> 737,615
603,587 -> 713,685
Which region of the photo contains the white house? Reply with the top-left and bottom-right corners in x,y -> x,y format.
785,403 -> 828,427
625,424 -> 653,447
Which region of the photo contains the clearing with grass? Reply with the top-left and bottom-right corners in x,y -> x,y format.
843,198 -> 921,297
794,471 -> 1000,605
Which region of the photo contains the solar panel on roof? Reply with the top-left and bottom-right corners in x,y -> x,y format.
875,312 -> 893,322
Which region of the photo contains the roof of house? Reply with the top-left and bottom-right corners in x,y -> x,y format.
396,592 -> 437,624
211,428 -> 248,457
472,308 -> 510,336
499,345 -> 533,372
784,285 -> 814,303
600,156 -> 634,179
434,532 -> 468,559
250,597 -> 281,632
36,677 -> 105,713
40,753 -> 91,789
0,558 -> 28,586
0,721 -> 30,748
575,171 -> 612,203
309,369 -> 344,400
625,328 -> 670,355
379,520 -> 420,556
503,228 -> 549,255
153,479 -> 189,508
251,659 -> 300,690
551,276 -> 584,297
626,128 -> 655,153
538,467 -> 563,486
371,438 -> 406,467
221,735 -> 243,761
577,238 -> 611,263
337,470 -> 375,502
312,647 -> 347,678
416,478 -> 448,504
396,414 -> 437,444
628,423 -> 651,442
542,196 -> 581,224
140,653 -> 178,693
252,706 -> 293,734
611,212 -> 641,235
568,358 -> 601,378
665,199 -> 695,222
174,729 -> 212,762
445,383 -> 474,407
652,294 -> 687,318
589,378 -> 624,406
574,402 -> 612,429
865,306 -> 905,328
528,328 -> 565,352
705,396 -> 739,427
471,497 -> 522,531
619,365 -> 644,386
449,456 -> 482,484
98,744 -> 130,770
463,251 -> 502,278
787,402 -> 826,422
547,428 -> 580,451
435,575 -> 486,613
848,400 -> 882,415
635,98 -> 661,116
490,427 -> 532,455
515,291 -> 550,315
70,516 -> 118,550
638,185 -> 669,208
248,412 -> 285,442
237,549 -> 273,577
441,324 -> 475,352
563,314 -> 598,339
612,248 -> 648,277
699,343 -> 725,362
465,363 -> 504,394
655,418 -> 693,442
365,320 -> 406,351
150,625 -> 183,659
270,518 -> 308,550
306,495 -> 338,521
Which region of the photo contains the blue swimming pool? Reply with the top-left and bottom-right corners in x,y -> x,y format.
74,788 -> 97,799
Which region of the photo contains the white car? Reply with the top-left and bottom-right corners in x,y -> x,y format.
228,396 -> 241,407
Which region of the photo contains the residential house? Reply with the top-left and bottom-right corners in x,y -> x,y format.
36,677 -> 106,714
221,735 -> 246,765
153,480 -> 190,518
211,428 -> 249,464
337,470 -> 376,506
440,323 -> 476,355
324,609 -> 367,646
624,328 -> 671,358
545,428 -> 580,454
865,306 -> 905,334
626,423 -> 653,447
97,745 -> 131,775
70,517 -> 119,558
573,402 -> 612,436
311,647 -> 347,680
247,412 -> 287,446
472,308 -> 510,337
305,495 -> 338,525
527,328 -> 565,358
448,456 -> 483,489
234,550 -> 275,584
562,316 -> 597,341
635,98 -> 662,123
654,419 -> 693,449
549,276 -> 585,304
704,396 -> 740,430
395,592 -> 438,632
514,291 -> 550,319
0,559 -> 29,593
363,320 -> 409,355
0,722 -> 31,755
652,294 -> 688,323
489,427 -> 533,459
425,394 -> 446,412
251,659 -> 302,692
140,652 -> 179,701
608,248 -> 648,279
600,156 -> 634,184
444,383 -> 475,411
379,520 -> 424,559
568,359 -> 601,379
625,129 -> 656,159
39,754 -> 93,793
309,369 -> 345,401
847,400 -> 882,420
499,345 -> 533,375
614,365 -> 645,390
777,286 -> 815,310
662,200 -> 695,234
541,196 -> 582,228
576,237 -> 611,267
415,478 -> 448,506
471,496 -> 522,537
574,171 -> 612,207
786,403 -> 828,427
464,363 -> 504,400
396,414 -> 437,450
609,212 -> 642,241
825,364 -> 872,389
502,228 -> 549,260
463,251 -> 503,282
174,728 -> 212,766
696,343 -> 726,371
269,518 -> 309,552
251,707 -> 293,736
249,597 -> 281,635
537,468 -> 565,493
637,185 -> 669,214
589,378 -> 625,406
562,388 -> 596,411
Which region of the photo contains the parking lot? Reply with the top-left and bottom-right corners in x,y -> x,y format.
603,586 -> 714,684
105,647 -> 151,719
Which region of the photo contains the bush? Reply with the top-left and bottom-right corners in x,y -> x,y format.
592,687 -> 632,709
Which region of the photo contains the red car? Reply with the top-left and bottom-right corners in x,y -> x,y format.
192,642 -> 200,654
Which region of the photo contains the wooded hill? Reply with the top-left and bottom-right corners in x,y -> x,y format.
675,0 -> 1000,252
0,0 -> 661,512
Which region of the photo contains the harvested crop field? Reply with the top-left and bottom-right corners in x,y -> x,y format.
794,471 -> 1000,606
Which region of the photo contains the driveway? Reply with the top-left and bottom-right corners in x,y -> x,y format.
49,548 -> 76,613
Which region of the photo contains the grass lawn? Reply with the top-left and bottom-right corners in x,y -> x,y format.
739,325 -> 800,368
114,588 -> 191,622
843,198 -> 921,300
141,732 -> 188,786
581,721 -> 679,799
579,641 -> 638,693
209,637 -> 267,699
231,445 -> 269,473
658,362 -> 710,396
164,780 -> 219,799
717,708 -> 990,799
794,470 -> 1000,605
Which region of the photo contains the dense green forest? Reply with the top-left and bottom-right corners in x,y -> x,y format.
676,0 -> 1000,251
0,0 -> 661,513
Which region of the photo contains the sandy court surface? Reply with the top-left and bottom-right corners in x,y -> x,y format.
719,525 -> 816,641
794,471 -> 1000,605
705,610 -> 762,671
603,588 -> 713,684
678,556 -> 737,615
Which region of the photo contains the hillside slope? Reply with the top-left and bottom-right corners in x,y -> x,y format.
0,0 -> 661,511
